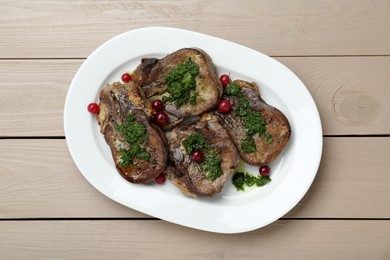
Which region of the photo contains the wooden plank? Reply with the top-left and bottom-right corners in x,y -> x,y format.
0,138 -> 389,219
1,57 -> 390,136
0,139 -> 144,218
286,137 -> 390,218
0,220 -> 388,259
276,57 -> 390,135
0,0 -> 389,58
0,60 -> 83,137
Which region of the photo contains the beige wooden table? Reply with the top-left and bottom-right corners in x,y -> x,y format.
1,0 -> 390,258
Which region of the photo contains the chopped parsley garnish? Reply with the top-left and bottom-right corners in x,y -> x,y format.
182,132 -> 208,154
188,92 -> 198,105
116,114 -> 147,144
182,132 -> 223,182
226,82 -> 241,96
118,146 -> 150,168
162,58 -> 200,107
115,114 -> 152,167
241,136 -> 257,153
232,171 -> 271,191
202,150 -> 223,181
225,82 -> 273,153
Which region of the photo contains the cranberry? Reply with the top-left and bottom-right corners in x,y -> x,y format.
152,99 -> 164,111
259,165 -> 271,177
191,150 -> 203,162
154,111 -> 169,126
218,100 -> 231,113
87,102 -> 99,114
155,173 -> 166,184
121,73 -> 132,83
219,74 -> 231,87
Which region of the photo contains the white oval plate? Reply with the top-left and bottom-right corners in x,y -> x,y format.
64,27 -> 322,234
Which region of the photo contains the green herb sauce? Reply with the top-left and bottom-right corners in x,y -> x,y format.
162,58 -> 200,107
116,114 -> 147,144
116,114 -> 152,167
182,132 -> 208,154
202,150 -> 223,181
232,171 -> 271,191
182,132 -> 223,181
241,136 -> 257,153
225,82 -> 273,153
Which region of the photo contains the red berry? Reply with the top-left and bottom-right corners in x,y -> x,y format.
87,102 -> 99,114
191,150 -> 203,162
154,111 -> 169,126
218,100 -> 231,113
220,74 -> 231,87
155,173 -> 166,184
122,73 -> 132,83
152,99 -> 164,111
259,165 -> 270,177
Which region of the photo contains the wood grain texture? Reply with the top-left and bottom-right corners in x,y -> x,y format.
0,0 -> 389,58
0,139 -> 144,218
0,60 -> 83,136
1,57 -> 390,136
0,220 -> 389,259
0,138 -> 389,219
276,57 -> 390,135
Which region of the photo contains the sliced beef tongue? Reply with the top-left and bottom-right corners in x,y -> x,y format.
216,80 -> 291,166
167,113 -> 240,197
132,48 -> 222,130
96,81 -> 167,183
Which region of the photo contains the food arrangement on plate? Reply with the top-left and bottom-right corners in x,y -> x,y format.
88,48 -> 291,198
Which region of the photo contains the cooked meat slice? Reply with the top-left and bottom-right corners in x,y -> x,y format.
132,48 -> 222,130
97,82 -> 167,183
167,113 -> 239,197
216,80 -> 291,166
